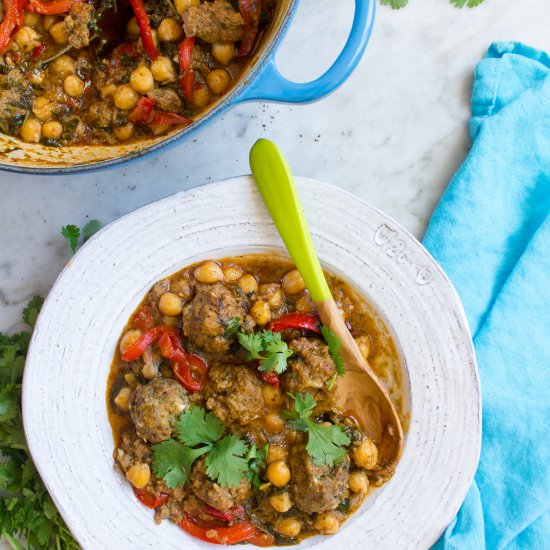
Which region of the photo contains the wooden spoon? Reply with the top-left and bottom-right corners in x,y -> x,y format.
249,139 -> 404,476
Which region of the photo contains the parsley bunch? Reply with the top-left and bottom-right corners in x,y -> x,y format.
0,297 -> 80,550
237,330 -> 293,374
152,406 -> 261,489
282,393 -> 351,467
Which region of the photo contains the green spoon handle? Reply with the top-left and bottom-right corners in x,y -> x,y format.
249,139 -> 332,303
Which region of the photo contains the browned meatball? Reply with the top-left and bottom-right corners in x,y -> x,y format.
182,0 -> 244,44
289,448 -> 350,513
182,283 -> 254,353
189,459 -> 251,511
114,428 -> 152,474
204,364 -> 264,426
130,378 -> 190,443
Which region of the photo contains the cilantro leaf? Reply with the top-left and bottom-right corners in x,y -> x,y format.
60,225 -> 80,253
307,423 -> 350,467
245,444 -> 268,489
152,439 -> 210,488
258,332 -> 293,374
205,435 -> 249,488
176,406 -> 225,447
224,316 -> 242,338
0,386 -> 20,422
380,0 -> 409,8
237,332 -> 263,360
282,392 -> 351,467
81,219 -> 102,242
22,295 -> 44,328
320,326 -> 345,376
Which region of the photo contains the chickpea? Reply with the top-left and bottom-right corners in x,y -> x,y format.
352,438 -> 378,470
158,292 -> 183,316
29,70 -> 46,86
114,387 -> 131,411
142,362 -> 158,379
223,265 -> 242,283
194,260 -> 223,284
113,85 -> 139,110
157,18 -> 183,41
349,470 -> 369,493
49,21 -> 68,44
237,274 -> 258,294
19,118 -> 41,143
126,16 -> 140,38
63,74 -> 84,97
23,11 -> 40,26
150,123 -> 170,136
100,83 -> 117,100
267,445 -> 287,465
42,15 -> 59,31
14,26 -> 41,52
151,56 -> 176,82
206,68 -> 231,95
275,518 -> 301,538
130,65 -> 154,94
119,329 -> 142,354
192,86 -> 210,108
125,463 -> 151,489
113,123 -> 134,141
250,301 -> 271,326
175,0 -> 199,14
124,372 -> 136,385
212,42 -> 234,66
258,283 -> 283,310
32,97 -> 53,122
49,54 -> 76,77
314,513 -> 340,534
264,412 -> 285,433
355,335 -> 371,361
262,383 -> 282,408
269,492 -> 292,513
42,120 -> 63,140
295,294 -> 313,313
282,269 -> 306,295
266,461 -> 291,487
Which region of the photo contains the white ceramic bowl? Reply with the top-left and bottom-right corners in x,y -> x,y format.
23,176 -> 481,549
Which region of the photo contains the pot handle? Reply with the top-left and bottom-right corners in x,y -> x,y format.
235,0 -> 375,104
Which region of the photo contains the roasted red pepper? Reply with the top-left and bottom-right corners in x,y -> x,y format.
0,0 -> 24,54
128,0 -> 160,61
178,36 -> 195,102
121,326 -> 207,392
203,504 -> 245,522
151,111 -> 192,126
267,312 -> 321,334
133,487 -> 169,509
128,97 -> 155,125
237,0 -> 261,57
248,531 -> 276,547
179,514 -> 259,545
133,304 -> 155,332
24,0 -> 83,14
258,371 -> 280,388
30,43 -> 46,59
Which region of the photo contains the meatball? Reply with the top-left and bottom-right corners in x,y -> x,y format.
182,0 -> 244,44
204,364 -> 264,425
114,428 -> 152,474
189,459 -> 251,511
181,283 -> 254,353
130,378 -> 190,443
289,448 -> 350,513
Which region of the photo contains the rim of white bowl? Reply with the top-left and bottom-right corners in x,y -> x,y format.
23,176 -> 481,550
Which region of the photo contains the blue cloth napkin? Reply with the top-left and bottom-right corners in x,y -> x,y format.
424,42 -> 550,550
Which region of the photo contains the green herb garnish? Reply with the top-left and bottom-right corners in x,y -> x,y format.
61,219 -> 102,254
224,316 -> 242,338
320,326 -> 345,376
237,330 -> 293,374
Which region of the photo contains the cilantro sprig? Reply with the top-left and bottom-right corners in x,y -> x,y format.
237,330 -> 293,374
61,219 -> 102,254
320,326 -> 345,376
282,393 -> 351,467
152,406 -> 258,489
0,297 -> 80,549
382,0 -> 485,8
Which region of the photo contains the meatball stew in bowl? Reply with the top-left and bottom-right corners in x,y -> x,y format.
107,255 -> 403,546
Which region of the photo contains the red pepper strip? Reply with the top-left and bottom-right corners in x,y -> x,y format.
24,0 -> 83,14
178,36 -> 195,102
258,371 -> 280,388
133,304 -> 155,332
179,514 -> 259,545
120,325 -> 167,362
203,504 -> 245,522
267,312 -> 321,334
128,0 -> 160,61
128,97 -> 155,125
0,0 -> 24,54
112,41 -> 141,59
133,487 -> 169,509
30,43 -> 46,59
151,111 -> 192,126
237,0 -> 261,57
248,531 -> 276,547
